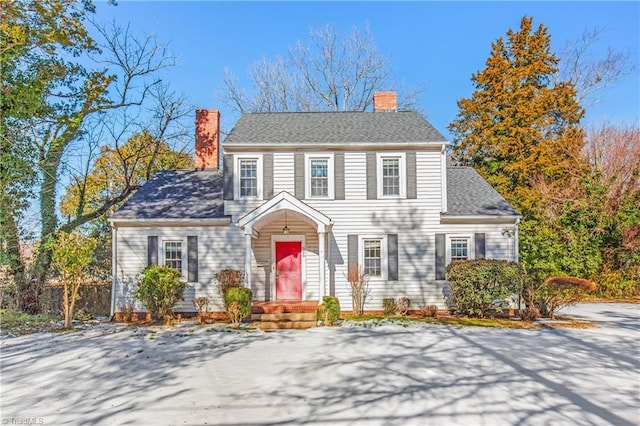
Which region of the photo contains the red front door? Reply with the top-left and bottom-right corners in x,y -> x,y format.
275,241 -> 302,300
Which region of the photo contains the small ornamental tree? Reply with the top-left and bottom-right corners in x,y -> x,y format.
46,231 -> 97,329
447,259 -> 524,317
136,265 -> 185,323
347,263 -> 370,315
215,269 -> 243,299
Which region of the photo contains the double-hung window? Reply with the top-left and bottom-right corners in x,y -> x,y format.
447,236 -> 473,264
382,158 -> 400,196
450,238 -> 469,261
239,159 -> 258,197
377,153 -> 406,198
235,155 -> 263,199
363,239 -> 382,277
164,241 -> 183,271
310,159 -> 329,197
305,154 -> 334,199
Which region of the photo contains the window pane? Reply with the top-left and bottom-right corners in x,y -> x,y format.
382,158 -> 400,195
363,239 -> 381,276
451,239 -> 468,261
310,159 -> 328,197
164,241 -> 182,271
239,159 -> 257,197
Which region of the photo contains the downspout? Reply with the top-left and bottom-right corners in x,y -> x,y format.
110,225 -> 117,319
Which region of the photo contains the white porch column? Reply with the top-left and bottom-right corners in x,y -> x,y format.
244,229 -> 252,288
318,231 -> 326,302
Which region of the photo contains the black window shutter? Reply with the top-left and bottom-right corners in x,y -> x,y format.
263,153 -> 274,199
388,234 -> 398,281
223,154 -> 234,200
148,236 -> 158,266
406,151 -> 417,199
294,152 -> 305,199
435,234 -> 445,280
366,152 -> 377,200
335,152 -> 345,200
347,235 -> 358,269
187,236 -> 198,282
475,233 -> 486,259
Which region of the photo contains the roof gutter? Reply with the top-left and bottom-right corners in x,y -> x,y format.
222,141 -> 450,151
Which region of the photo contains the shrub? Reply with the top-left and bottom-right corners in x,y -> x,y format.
347,263 -> 370,315
317,296 -> 340,326
215,269 -> 243,299
420,304 -> 438,318
223,287 -> 252,328
518,306 -> 540,322
447,259 -> 524,317
395,297 -> 411,316
120,305 -> 134,323
193,296 -> 210,324
382,298 -> 396,317
536,276 -> 597,319
135,265 -> 185,323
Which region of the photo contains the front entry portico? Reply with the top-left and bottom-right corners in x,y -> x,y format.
237,192 -> 333,302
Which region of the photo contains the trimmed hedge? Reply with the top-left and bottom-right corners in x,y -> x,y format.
537,276 -> 596,319
447,259 -> 524,317
223,287 -> 252,328
136,265 -> 185,322
317,296 -> 340,326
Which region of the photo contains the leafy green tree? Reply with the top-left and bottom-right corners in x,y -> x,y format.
45,231 -> 97,328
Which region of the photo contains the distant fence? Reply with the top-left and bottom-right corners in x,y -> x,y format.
41,283 -> 111,317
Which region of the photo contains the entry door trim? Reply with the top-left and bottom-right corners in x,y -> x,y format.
271,235 -> 306,300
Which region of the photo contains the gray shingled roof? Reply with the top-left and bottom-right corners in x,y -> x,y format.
111,170 -> 226,220
446,167 -> 520,216
223,111 -> 447,145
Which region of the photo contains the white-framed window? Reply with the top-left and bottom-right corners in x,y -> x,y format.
446,235 -> 474,264
164,240 -> 183,271
305,153 -> 334,199
358,235 -> 387,279
234,155 -> 263,199
377,153 -> 406,198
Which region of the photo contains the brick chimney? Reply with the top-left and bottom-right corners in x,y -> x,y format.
195,109 -> 220,170
373,91 -> 397,112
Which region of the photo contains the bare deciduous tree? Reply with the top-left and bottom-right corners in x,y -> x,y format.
557,26 -> 638,107
219,24 -> 422,113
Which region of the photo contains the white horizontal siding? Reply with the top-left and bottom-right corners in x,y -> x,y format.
416,151 -> 442,201
273,152 -> 295,194
344,152 -> 367,200
114,225 -> 244,313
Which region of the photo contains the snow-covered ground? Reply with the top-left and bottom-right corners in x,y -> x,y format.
1,303 -> 638,426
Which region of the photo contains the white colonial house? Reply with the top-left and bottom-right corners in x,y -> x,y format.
109,92 -> 520,317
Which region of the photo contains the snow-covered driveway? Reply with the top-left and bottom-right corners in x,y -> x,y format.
1,303 -> 638,425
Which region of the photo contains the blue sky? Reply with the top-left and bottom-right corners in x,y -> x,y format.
93,1 -> 639,141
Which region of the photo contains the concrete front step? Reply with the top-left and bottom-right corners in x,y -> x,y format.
253,320 -> 317,330
251,313 -> 317,322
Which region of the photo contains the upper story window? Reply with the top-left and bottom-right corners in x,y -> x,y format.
305,153 -> 334,199
240,159 -> 258,197
164,241 -> 183,271
377,153 -> 406,198
235,155 -> 263,200
382,158 -> 400,196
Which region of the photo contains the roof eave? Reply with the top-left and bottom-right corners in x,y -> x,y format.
440,214 -> 521,224
223,140 -> 450,151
